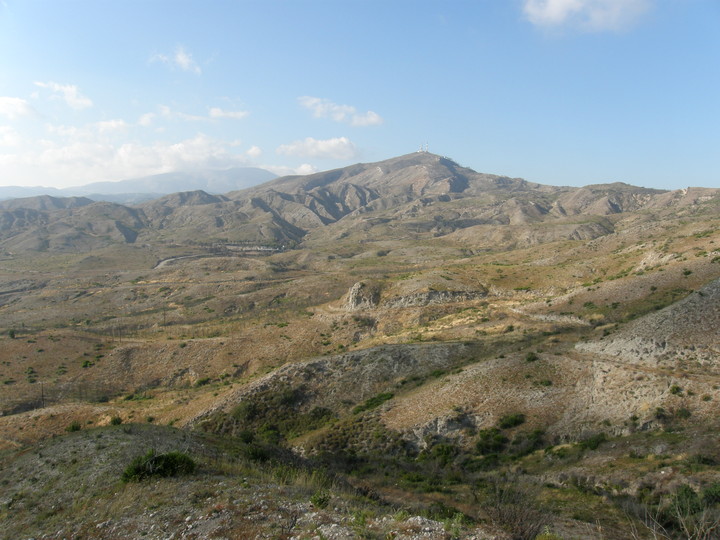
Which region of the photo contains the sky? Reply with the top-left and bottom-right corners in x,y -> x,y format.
0,0 -> 718,190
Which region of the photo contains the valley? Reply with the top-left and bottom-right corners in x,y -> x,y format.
1,153 -> 719,539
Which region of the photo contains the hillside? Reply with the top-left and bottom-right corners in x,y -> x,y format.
1,153 -> 719,538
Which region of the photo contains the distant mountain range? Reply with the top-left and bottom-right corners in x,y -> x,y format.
1,152 -> 718,256
0,167 -> 277,204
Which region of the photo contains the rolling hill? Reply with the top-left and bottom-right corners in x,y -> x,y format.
1,152 -> 719,539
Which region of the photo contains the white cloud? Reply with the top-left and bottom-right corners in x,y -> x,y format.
298,96 -> 383,126
34,81 -> 93,109
351,110 -> 384,127
263,163 -> 318,177
246,145 -> 262,158
138,112 -> 156,127
0,96 -> 37,119
295,163 -> 318,175
95,119 -> 127,133
276,136 -> 357,160
174,46 -> 201,74
209,107 -> 249,120
44,119 -> 126,139
523,0 -> 651,31
0,126 -> 21,146
45,123 -> 79,137
0,133 -> 256,187
158,105 -> 206,122
151,45 -> 202,74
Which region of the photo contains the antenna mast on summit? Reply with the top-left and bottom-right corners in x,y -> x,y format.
418,143 -> 429,153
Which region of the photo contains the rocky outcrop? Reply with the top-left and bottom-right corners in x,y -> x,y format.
383,289 -> 487,308
344,281 -> 380,311
576,278 -> 720,369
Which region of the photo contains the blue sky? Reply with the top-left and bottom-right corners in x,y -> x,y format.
0,0 -> 718,190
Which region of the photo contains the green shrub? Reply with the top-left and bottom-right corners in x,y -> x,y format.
121,449 -> 196,482
578,432 -> 607,451
310,490 -> 330,509
429,442 -> 458,465
353,392 -> 394,414
672,484 -> 703,516
66,421 -> 82,432
669,384 -> 683,395
525,352 -> 539,362
702,482 -> 720,506
497,413 -> 526,429
240,443 -> 270,462
511,429 -> 546,457
110,416 -> 123,425
476,428 -> 508,454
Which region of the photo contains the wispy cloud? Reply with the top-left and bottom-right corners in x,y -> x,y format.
34,81 -> 93,109
158,105 -> 206,122
151,45 -> 202,74
246,145 -> 262,158
94,119 -> 127,133
138,105 -> 246,126
276,136 -> 358,160
0,126 -> 21,146
0,96 -> 37,119
0,133 -> 254,187
522,0 -> 652,31
209,107 -> 248,120
137,112 -> 156,127
298,96 -> 383,127
263,163 -> 318,177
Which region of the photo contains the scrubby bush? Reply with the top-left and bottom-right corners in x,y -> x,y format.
110,416 -> 122,425
310,490 -> 330,508
578,432 -> 607,451
476,428 -> 508,454
66,421 -> 82,432
352,392 -> 394,414
121,449 -> 196,482
497,413 -> 526,429
702,482 -> 720,505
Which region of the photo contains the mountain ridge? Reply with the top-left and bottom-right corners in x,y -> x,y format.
0,152 -> 716,255
0,166 -> 277,203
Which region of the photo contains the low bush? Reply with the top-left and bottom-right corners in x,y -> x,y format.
497,413 -> 526,429
578,432 -> 607,451
121,449 -> 196,482
310,490 -> 330,509
476,428 -> 508,454
352,392 -> 394,414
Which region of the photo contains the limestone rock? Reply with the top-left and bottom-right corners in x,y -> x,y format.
344,281 -> 380,311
